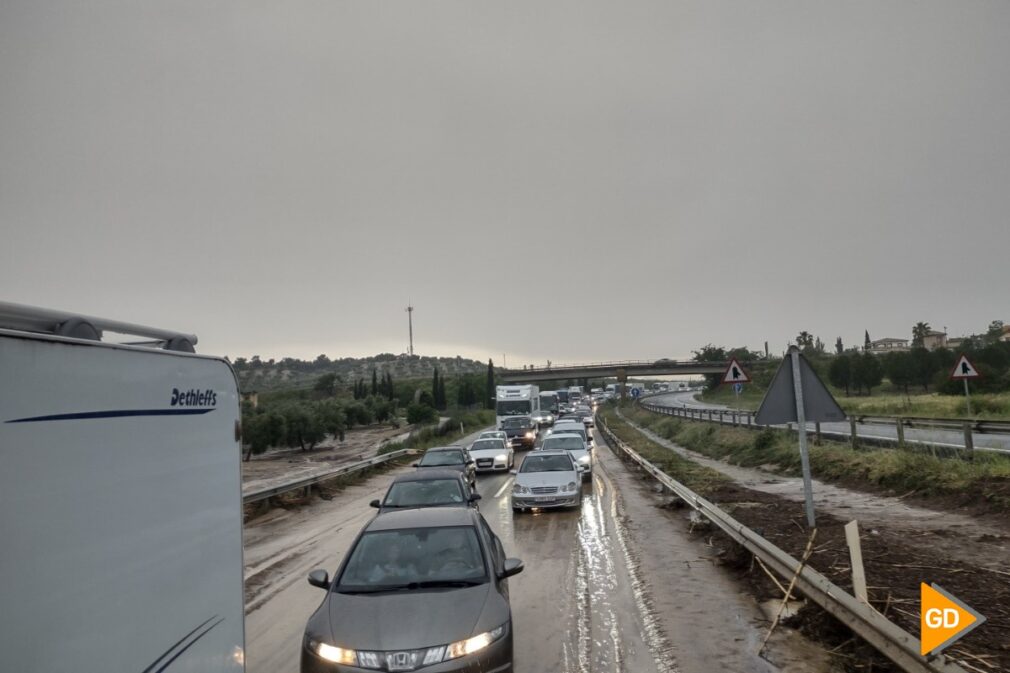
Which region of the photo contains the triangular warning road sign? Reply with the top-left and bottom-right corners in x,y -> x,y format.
755,350 -> 846,425
722,358 -> 751,384
920,583 -> 985,656
950,354 -> 980,380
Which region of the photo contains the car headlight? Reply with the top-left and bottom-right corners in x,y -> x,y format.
564,481 -> 577,492
578,455 -> 591,464
445,624 -> 507,660
524,431 -> 535,439
512,483 -> 529,495
309,625 -> 507,667
308,639 -> 357,665
495,454 -> 507,462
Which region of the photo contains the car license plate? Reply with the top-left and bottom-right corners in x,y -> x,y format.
536,496 -> 554,503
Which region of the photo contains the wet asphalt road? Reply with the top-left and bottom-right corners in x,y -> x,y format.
243,426 -> 814,673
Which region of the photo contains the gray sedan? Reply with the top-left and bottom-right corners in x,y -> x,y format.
301,508 -> 523,672
510,450 -> 582,512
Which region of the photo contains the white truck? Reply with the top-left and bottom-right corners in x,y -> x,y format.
495,384 -> 540,429
0,302 -> 245,673
567,385 -> 584,405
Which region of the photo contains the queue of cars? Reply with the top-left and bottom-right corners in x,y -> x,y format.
300,400 -> 600,672
302,439 -> 525,672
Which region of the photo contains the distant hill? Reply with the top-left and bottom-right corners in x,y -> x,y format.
231,353 -> 488,392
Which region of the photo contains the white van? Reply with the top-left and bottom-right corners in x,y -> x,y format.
0,303 -> 245,673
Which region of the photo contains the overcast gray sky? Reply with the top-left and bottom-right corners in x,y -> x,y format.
3,1 -> 1008,365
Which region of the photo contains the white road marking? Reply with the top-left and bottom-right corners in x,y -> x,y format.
494,476 -> 515,499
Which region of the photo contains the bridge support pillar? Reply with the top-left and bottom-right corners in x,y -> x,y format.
617,369 -> 628,400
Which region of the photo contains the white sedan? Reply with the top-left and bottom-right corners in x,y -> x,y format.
468,437 -> 514,472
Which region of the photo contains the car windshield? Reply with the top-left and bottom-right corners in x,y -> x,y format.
520,454 -> 574,473
496,400 -> 532,416
502,417 -> 531,429
383,480 -> 466,508
542,436 -> 584,451
479,432 -> 504,440
554,426 -> 586,439
470,440 -> 501,453
419,450 -> 464,466
336,527 -> 487,592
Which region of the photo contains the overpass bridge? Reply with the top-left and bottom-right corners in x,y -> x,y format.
499,359 -> 728,387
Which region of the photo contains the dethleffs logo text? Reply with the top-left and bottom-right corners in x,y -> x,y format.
170,388 -> 218,407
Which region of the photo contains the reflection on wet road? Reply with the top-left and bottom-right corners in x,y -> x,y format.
476,441 -> 675,673
244,427 -> 824,673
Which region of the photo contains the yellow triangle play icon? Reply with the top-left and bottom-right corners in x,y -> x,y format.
920,583 -> 985,656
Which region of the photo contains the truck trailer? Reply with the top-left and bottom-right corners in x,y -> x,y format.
0,302 -> 245,673
495,384 -> 540,430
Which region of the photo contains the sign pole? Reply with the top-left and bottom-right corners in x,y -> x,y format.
790,349 -> 816,528
963,378 -> 972,416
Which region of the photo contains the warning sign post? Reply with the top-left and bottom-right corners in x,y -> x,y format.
950,354 -> 980,416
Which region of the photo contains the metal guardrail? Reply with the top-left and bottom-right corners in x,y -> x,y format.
638,400 -> 1010,455
242,449 -> 418,504
639,391 -> 1010,435
597,417 -> 966,673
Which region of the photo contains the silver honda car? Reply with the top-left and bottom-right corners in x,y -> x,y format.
301,508 -> 523,672
510,450 -> 582,512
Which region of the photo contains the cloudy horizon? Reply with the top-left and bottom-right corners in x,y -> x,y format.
3,1 -> 1008,367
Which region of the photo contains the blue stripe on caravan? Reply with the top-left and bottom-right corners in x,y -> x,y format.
5,408 -> 215,423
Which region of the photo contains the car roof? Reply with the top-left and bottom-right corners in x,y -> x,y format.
544,432 -> 583,439
554,421 -> 584,428
366,506 -> 478,531
425,445 -> 465,452
527,449 -> 571,457
390,469 -> 465,483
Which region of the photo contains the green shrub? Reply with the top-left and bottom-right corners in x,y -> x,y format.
753,428 -> 776,452
407,402 -> 438,425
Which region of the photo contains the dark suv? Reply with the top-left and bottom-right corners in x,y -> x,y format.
501,416 -> 537,450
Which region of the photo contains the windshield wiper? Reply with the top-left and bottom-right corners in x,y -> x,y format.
411,579 -> 484,588
338,579 -> 482,594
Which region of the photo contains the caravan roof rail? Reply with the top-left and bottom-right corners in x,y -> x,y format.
0,301 -> 198,353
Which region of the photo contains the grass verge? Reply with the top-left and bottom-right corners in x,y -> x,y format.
378,409 -> 495,455
700,385 -> 1010,420
620,403 -> 1010,513
597,406 -> 728,495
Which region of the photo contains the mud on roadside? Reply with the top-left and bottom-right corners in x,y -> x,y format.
630,465 -> 1010,672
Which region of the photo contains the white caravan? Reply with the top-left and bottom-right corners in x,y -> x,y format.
0,303 -> 245,673
495,384 -> 540,429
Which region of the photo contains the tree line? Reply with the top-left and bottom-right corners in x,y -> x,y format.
242,358 -> 500,460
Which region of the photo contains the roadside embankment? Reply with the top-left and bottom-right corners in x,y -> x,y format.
599,405 -> 1010,672
623,403 -> 1010,515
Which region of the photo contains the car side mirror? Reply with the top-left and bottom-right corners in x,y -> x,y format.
307,569 -> 330,589
469,493 -> 482,502
501,558 -> 524,579
467,459 -> 475,465
412,462 -> 419,467
369,499 -> 381,508
509,469 -> 517,475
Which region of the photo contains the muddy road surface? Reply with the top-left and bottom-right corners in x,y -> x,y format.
244,429 -> 831,673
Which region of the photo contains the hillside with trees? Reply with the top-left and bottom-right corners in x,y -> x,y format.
230,352 -> 488,393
